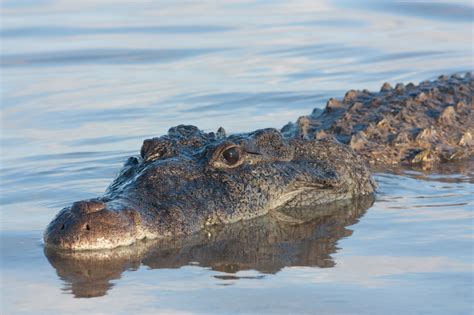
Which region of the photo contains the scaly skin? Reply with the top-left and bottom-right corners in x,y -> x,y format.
44,72 -> 472,250
283,73 -> 473,165
45,195 -> 374,298
44,128 -> 374,249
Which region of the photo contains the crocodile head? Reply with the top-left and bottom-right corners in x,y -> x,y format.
44,125 -> 375,250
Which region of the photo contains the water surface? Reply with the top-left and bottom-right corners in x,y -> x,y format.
1,0 -> 473,314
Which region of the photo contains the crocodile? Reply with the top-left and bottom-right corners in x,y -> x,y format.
43,72 -> 472,250
45,195 -> 374,298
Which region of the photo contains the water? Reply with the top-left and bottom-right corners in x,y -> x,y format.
1,0 -> 473,314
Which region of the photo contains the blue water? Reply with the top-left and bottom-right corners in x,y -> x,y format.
1,0 -> 473,314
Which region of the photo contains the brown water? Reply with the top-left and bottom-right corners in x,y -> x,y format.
1,0 -> 473,314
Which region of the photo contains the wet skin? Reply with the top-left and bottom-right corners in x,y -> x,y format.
283,73 -> 473,165
44,73 -> 472,250
45,195 -> 374,298
44,129 -> 375,250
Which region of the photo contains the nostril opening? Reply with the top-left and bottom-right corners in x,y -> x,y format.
85,224 -> 90,231
60,224 -> 65,230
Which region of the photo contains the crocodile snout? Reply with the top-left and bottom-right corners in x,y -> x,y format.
44,199 -> 144,250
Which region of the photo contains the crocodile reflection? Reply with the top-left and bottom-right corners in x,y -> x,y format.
45,195 -> 374,298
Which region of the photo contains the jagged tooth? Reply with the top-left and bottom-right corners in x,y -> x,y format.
343,90 -> 358,103
459,131 -> 472,147
451,73 -> 462,79
380,82 -> 392,92
437,106 -> 456,125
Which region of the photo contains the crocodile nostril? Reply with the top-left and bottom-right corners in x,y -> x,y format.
85,224 -> 90,231
60,224 -> 65,230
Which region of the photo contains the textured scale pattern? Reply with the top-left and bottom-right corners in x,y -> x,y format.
282,73 -> 473,165
44,73 -> 471,250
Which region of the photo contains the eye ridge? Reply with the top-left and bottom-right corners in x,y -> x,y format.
221,146 -> 241,165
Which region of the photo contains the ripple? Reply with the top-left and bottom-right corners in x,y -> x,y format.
336,0 -> 474,23
1,25 -> 235,38
376,1 -> 473,23
1,48 -> 225,67
180,91 -> 330,113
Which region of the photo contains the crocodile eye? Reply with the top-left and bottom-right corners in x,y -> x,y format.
222,146 -> 240,165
